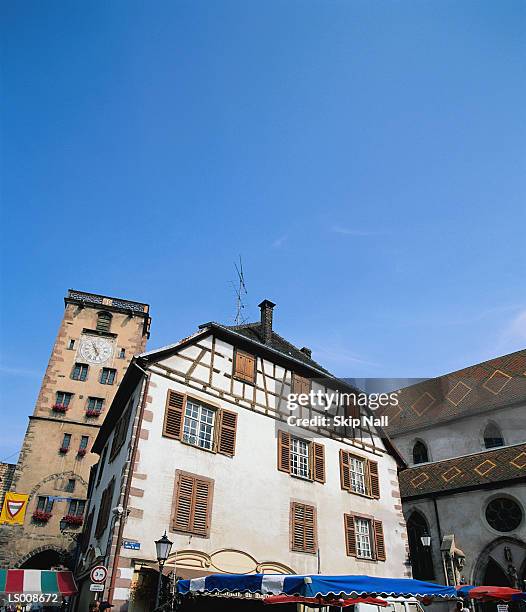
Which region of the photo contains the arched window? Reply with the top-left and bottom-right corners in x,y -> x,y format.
407,512 -> 435,580
96,311 -> 112,333
484,423 -> 504,449
413,440 -> 429,464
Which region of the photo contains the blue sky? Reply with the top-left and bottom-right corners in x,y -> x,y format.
1,0 -> 525,460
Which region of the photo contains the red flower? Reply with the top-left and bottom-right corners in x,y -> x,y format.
62,514 -> 83,526
85,409 -> 101,418
32,510 -> 52,522
77,448 -> 87,457
59,446 -> 69,454
52,404 -> 68,413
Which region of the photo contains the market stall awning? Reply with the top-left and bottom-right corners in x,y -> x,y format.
178,574 -> 457,599
457,586 -> 526,602
264,595 -> 389,607
0,570 -> 77,595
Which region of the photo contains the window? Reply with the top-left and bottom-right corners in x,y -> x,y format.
340,450 -> 380,498
65,479 -> 76,493
344,514 -> 386,561
162,390 -> 238,457
68,499 -> 86,516
110,401 -> 133,460
183,399 -> 216,450
100,368 -> 116,385
87,397 -> 104,414
484,423 -> 504,449
61,433 -> 71,450
291,438 -> 310,479
485,498 -> 522,532
119,348 -> 126,359
55,392 -> 73,408
278,431 -> 325,483
68,339 -> 75,350
96,311 -> 112,333
290,502 -> 317,554
234,350 -> 255,383
413,441 -> 429,464
81,509 -> 94,552
37,496 -> 54,513
72,363 -> 89,381
80,435 -> 89,450
407,512 -> 435,580
96,446 -> 108,487
172,471 -> 213,536
292,374 -> 311,396
349,455 -> 367,495
95,478 -> 115,538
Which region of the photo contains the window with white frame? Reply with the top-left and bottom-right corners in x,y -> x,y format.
349,456 -> 367,494
355,517 -> 373,559
183,399 -> 215,450
291,437 -> 310,479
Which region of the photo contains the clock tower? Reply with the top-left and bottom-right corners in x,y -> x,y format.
2,290 -> 151,570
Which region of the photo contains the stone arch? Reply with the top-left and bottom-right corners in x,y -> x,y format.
29,471 -> 89,498
471,536 -> 526,585
407,510 -> 435,580
481,420 -> 505,450
412,439 -> 430,464
17,545 -> 73,569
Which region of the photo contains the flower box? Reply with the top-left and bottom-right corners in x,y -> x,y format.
32,511 -> 52,522
62,514 -> 83,526
59,446 -> 69,454
77,448 -> 87,457
52,404 -> 68,413
85,409 -> 101,418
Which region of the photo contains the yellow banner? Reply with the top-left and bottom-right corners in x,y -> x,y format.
0,492 -> 29,525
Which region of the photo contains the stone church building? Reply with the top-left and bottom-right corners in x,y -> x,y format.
0,290 -> 151,569
383,350 -> 526,594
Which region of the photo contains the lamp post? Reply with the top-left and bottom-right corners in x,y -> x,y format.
155,531 -> 173,609
420,531 -> 431,548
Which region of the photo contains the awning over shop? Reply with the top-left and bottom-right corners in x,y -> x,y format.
264,595 -> 389,606
178,574 -> 457,599
0,570 -> 77,595
457,586 -> 526,602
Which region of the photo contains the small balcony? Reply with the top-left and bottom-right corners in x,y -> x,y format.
59,446 -> 69,454
61,514 -> 83,527
85,409 -> 101,418
77,448 -> 87,457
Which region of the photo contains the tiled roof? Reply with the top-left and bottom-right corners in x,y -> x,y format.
382,349 -> 526,435
399,443 -> 526,498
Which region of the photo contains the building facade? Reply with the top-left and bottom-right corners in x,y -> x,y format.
76,300 -> 410,610
0,290 -> 150,570
382,350 -> 526,598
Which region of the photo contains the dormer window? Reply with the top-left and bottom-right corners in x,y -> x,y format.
413,440 -> 429,464
96,311 -> 112,333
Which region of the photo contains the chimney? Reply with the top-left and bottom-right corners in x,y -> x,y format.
300,347 -> 312,359
258,299 -> 276,344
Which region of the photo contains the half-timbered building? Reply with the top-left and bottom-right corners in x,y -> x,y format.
75,300 -> 410,610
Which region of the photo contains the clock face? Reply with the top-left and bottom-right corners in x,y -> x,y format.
79,336 -> 113,364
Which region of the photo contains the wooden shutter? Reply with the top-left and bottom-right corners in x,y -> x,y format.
81,509 -> 94,551
312,443 -> 325,483
292,374 -> 311,395
291,502 -> 317,554
340,449 -> 351,491
368,460 -> 380,499
163,390 -> 185,440
217,409 -> 237,456
234,350 -> 255,383
344,514 -> 357,557
173,472 -> 213,536
373,520 -> 386,561
95,478 -> 114,538
278,431 -> 291,473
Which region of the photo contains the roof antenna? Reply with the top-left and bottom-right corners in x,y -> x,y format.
232,256 -> 248,325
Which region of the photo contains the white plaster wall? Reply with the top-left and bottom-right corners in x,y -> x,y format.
392,404 -> 525,465
121,366 -> 408,577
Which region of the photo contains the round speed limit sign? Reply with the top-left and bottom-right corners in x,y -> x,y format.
90,565 -> 108,584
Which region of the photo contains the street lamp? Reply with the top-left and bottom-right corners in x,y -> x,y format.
155,531 -> 173,609
420,531 -> 431,548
